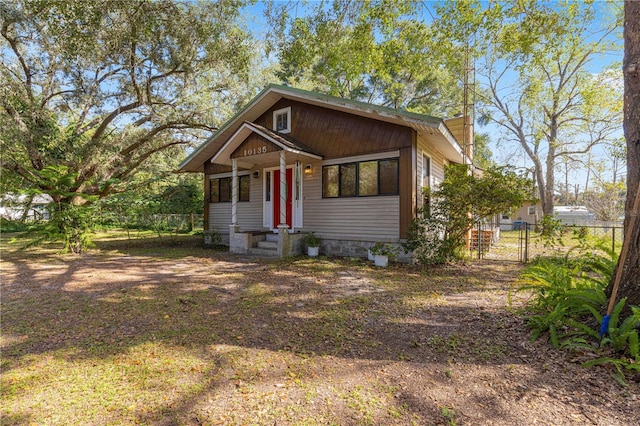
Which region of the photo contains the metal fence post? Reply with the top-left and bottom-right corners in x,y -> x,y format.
524,222 -> 529,263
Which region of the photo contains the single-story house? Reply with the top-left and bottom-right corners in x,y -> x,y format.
500,200 -> 542,230
180,84 -> 471,258
0,193 -> 52,221
553,205 -> 595,226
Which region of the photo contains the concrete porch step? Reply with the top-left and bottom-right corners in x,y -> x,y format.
257,241 -> 277,249
247,247 -> 279,257
265,233 -> 279,242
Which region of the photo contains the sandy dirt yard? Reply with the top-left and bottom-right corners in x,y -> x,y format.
1,235 -> 638,425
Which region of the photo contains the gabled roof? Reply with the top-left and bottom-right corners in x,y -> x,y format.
180,84 -> 465,172
211,121 -> 323,168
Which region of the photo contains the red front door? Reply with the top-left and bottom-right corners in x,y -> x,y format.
273,168 -> 293,229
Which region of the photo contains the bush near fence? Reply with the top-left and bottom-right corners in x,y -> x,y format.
97,212 -> 204,233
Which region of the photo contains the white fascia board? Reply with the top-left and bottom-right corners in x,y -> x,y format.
180,87 -> 281,170
210,122 -> 323,165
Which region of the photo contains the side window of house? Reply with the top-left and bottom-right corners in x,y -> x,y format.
322,158 -> 399,198
422,155 -> 431,217
273,107 -> 291,133
358,161 -> 377,196
265,171 -> 271,201
528,206 -> 536,215
340,163 -> 357,197
379,159 -> 399,195
210,176 -> 250,202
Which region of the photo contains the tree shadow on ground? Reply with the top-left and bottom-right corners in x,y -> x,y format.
1,238 -> 637,425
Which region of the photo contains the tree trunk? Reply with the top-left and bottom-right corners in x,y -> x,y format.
543,151 -> 556,216
608,1 -> 640,311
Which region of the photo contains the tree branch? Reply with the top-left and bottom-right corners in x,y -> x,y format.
1,23 -> 34,102
91,101 -> 142,143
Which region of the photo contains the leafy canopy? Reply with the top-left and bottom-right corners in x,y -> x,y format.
434,0 -> 623,215
1,0 -> 253,205
1,0 -> 257,252
269,0 -> 463,117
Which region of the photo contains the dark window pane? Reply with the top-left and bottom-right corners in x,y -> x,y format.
322,165 -> 339,198
219,177 -> 230,202
340,163 -> 357,197
358,161 -> 377,196
239,175 -> 250,202
379,159 -> 398,195
276,113 -> 288,131
265,171 -> 271,201
422,155 -> 431,188
210,179 -> 220,203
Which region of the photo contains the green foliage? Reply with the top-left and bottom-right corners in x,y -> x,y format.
15,165 -> 99,253
269,0 -> 463,117
369,241 -> 398,260
473,132 -> 494,169
403,164 -> 531,264
36,202 -> 96,254
435,0 -> 623,215
302,232 -> 321,248
1,0 -> 254,252
516,241 -> 640,380
97,173 -> 203,237
536,215 -> 566,249
0,218 -> 30,233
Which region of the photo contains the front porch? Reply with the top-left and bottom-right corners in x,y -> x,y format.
227,226 -> 306,257
206,121 -> 323,258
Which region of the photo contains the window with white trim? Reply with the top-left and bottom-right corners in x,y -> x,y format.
273,107 -> 291,133
422,154 -> 431,217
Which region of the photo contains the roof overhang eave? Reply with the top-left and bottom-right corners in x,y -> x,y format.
210,122 -> 323,167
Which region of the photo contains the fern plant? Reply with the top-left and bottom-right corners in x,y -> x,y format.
515,242 -> 640,381
600,301 -> 640,360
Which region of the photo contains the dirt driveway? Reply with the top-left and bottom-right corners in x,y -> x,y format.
1,236 -> 638,425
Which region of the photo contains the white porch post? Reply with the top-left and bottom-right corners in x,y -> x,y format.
231,158 -> 238,225
279,150 -> 287,227
277,150 -> 290,257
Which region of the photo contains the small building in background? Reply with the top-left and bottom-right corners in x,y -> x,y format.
500,200 -> 541,230
553,205 -> 595,226
0,193 -> 53,221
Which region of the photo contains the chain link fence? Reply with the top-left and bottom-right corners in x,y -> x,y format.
469,220 -> 624,263
97,212 -> 204,233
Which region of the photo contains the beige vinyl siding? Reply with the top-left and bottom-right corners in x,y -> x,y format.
208,172 -> 263,232
209,203 -> 231,232
237,175 -> 263,229
417,136 -> 447,209
300,160 -> 399,241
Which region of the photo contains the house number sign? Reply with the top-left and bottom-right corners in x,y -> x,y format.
243,145 -> 268,156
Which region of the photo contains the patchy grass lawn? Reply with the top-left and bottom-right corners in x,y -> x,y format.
1,231 -> 638,425
483,229 -> 622,262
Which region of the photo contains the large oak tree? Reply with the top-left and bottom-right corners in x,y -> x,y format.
1,0 -> 254,251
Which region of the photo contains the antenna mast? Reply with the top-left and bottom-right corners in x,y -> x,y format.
462,31 -> 475,168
